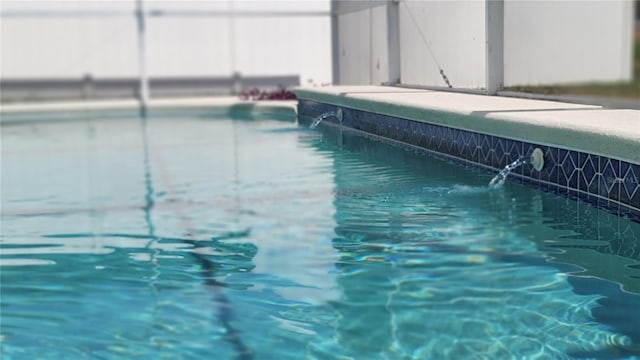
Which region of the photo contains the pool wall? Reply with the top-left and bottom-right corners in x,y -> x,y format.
295,86 -> 640,222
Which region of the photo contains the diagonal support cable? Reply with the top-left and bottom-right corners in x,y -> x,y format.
401,1 -> 452,88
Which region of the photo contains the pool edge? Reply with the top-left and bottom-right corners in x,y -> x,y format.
294,86 -> 640,222
0,97 -> 297,123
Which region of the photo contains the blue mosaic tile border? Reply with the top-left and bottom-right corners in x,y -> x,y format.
298,99 -> 640,223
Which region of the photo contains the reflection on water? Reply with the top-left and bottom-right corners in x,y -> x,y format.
1,113 -> 638,358
318,124 -> 640,293
1,114 -> 338,359
316,125 -> 640,358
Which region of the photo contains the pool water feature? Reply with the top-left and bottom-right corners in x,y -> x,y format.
489,157 -> 530,189
310,108 -> 342,129
1,111 -> 639,359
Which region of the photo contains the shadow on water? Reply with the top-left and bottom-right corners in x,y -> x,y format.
567,276 -> 640,358
310,122 -> 640,357
38,107 -> 257,359
42,230 -> 257,359
143,107 -> 256,359
139,107 -> 156,248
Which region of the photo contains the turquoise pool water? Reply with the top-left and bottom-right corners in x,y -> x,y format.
1,111 -> 639,359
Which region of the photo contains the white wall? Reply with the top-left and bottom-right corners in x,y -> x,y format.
1,1 -> 139,77
336,2 -> 397,85
503,0 -> 634,86
370,5 -> 391,85
333,0 -> 633,89
146,0 -> 231,77
399,0 -> 486,89
337,9 -> 372,85
0,0 -> 332,85
234,16 -> 330,84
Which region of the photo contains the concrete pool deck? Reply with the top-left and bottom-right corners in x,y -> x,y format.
295,86 -> 640,165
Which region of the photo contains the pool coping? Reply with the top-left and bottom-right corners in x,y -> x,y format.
0,97 -> 298,122
295,86 -> 639,165
294,85 -> 640,221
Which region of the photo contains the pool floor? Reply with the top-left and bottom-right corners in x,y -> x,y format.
1,112 -> 639,359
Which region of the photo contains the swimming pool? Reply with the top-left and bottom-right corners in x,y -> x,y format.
1,110 -> 639,359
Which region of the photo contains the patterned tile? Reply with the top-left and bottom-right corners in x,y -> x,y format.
568,168 -> 580,190
624,164 -> 640,209
539,147 -> 556,184
468,132 -> 479,159
298,101 -> 640,221
479,135 -> 492,164
623,164 -> 640,205
505,138 -> 522,159
559,150 -> 573,188
519,143 -> 533,178
494,138 -> 506,168
602,159 -> 617,192
582,154 -> 598,194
